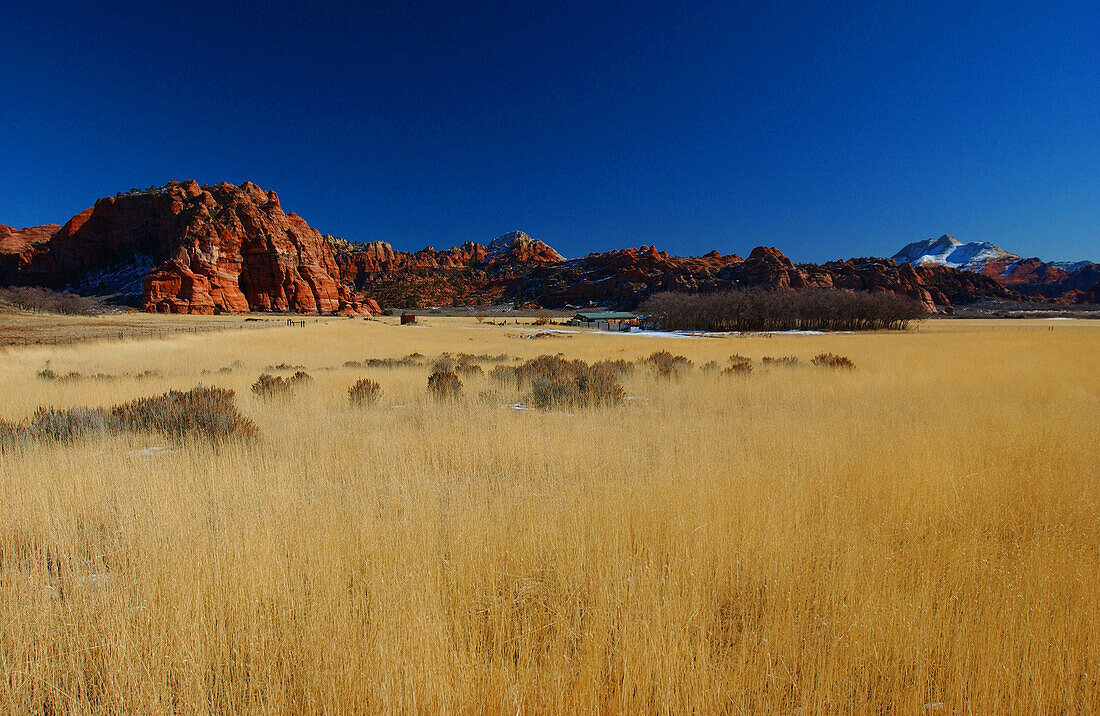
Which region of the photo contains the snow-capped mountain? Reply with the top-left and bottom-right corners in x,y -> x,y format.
892,235 -> 1097,300
891,235 -> 1018,272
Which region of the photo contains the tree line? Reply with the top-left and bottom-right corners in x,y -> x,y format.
641,288 -> 928,332
0,286 -> 99,315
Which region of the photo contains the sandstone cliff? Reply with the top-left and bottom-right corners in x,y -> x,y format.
0,181 -> 376,315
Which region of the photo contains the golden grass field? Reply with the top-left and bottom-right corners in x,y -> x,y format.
0,316 -> 1097,713
0,310 -> 273,347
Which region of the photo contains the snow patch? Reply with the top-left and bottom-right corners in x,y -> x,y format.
127,446 -> 178,457
1049,260 -> 1094,272
68,254 -> 155,296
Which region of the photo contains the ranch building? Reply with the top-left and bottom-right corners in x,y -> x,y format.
570,311 -> 641,332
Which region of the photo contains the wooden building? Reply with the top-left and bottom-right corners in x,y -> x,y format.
570,311 -> 640,331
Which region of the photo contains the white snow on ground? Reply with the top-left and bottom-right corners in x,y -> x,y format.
127,446 -> 178,457
508,327 -> 847,338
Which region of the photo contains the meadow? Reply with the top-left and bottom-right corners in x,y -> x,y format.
0,316 -> 1097,713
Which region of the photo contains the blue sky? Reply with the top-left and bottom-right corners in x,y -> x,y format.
1,1 -> 1097,262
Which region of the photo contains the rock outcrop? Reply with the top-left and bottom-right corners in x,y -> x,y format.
331,231 -> 567,307
0,181 -> 374,315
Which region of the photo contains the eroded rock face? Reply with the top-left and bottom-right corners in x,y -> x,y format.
141,181 -> 354,314
0,181 -> 373,315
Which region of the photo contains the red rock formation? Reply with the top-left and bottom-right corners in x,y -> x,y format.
332,234 -> 1018,312
141,181 -> 353,314
0,181 -> 375,316
0,223 -> 63,281
331,231 -> 567,307
978,256 -> 1068,285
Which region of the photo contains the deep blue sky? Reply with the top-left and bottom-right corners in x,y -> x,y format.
2,1 -> 1097,262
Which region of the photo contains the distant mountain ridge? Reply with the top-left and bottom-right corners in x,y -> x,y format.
892,235 -> 1097,302
1,182 -> 1092,314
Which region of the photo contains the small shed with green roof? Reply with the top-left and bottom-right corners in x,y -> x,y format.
571,311 -> 640,331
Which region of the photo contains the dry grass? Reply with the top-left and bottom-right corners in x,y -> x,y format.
0,311 -> 284,347
0,316 -> 1097,713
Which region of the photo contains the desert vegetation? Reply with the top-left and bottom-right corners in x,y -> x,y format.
250,370 -> 313,398
427,368 -> 463,400
811,352 -> 856,368
723,354 -> 754,374
0,316 -> 1096,712
642,287 -> 928,332
0,285 -> 99,315
0,386 -> 256,450
492,355 -> 625,408
644,349 -> 693,378
348,377 -> 381,406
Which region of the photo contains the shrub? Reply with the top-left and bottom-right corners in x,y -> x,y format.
594,359 -> 635,376
428,370 -> 463,401
433,353 -> 482,375
28,407 -> 109,441
490,364 -> 519,383
0,421 -> 18,452
513,355 -> 576,385
641,288 -> 927,332
252,373 -> 290,398
529,364 -> 624,409
762,355 -> 800,366
109,387 -> 259,441
0,386 -> 257,451
811,353 -> 855,369
349,353 -> 427,369
701,360 -> 719,372
251,371 -> 312,398
494,355 -> 625,409
348,378 -> 381,406
267,362 -> 303,371
723,356 -> 753,375
470,353 -> 510,363
36,368 -> 117,382
644,351 -> 693,378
